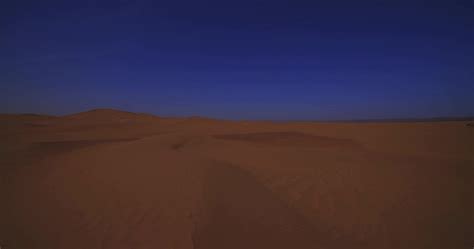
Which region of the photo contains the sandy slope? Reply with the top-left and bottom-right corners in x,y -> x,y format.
1,109 -> 472,249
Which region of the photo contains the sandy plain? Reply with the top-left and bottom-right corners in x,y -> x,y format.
1,109 -> 472,249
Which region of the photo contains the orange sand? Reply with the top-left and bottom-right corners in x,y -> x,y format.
1,109 -> 472,249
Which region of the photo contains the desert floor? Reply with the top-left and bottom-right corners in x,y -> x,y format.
1,109 -> 472,249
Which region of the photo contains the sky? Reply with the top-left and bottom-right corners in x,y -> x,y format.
1,0 -> 473,120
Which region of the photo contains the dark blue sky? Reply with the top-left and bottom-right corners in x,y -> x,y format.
1,0 -> 473,120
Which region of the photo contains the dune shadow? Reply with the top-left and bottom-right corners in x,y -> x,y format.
192,162 -> 347,249
214,132 -> 359,148
30,138 -> 139,156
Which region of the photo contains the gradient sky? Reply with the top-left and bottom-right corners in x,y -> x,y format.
1,0 -> 473,120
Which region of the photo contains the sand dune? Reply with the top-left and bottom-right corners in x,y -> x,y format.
1,109 -> 472,249
214,132 -> 360,148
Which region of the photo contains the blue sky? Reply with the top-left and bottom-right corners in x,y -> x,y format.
1,0 -> 473,119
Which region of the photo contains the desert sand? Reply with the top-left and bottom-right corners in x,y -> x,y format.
1,109 -> 472,249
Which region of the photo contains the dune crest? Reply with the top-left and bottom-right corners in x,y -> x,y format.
214,131 -> 360,148
1,109 -> 472,249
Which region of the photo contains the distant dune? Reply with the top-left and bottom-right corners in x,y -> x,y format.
1,109 -> 472,249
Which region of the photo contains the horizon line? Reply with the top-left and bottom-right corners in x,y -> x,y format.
1,108 -> 473,123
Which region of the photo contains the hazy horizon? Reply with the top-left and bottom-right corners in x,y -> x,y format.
2,107 -> 474,123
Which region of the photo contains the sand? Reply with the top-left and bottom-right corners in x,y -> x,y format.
1,109 -> 472,249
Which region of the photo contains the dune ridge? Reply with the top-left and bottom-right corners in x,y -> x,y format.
1,109 -> 472,249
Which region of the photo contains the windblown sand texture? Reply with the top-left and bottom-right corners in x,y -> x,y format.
1,109 -> 472,249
